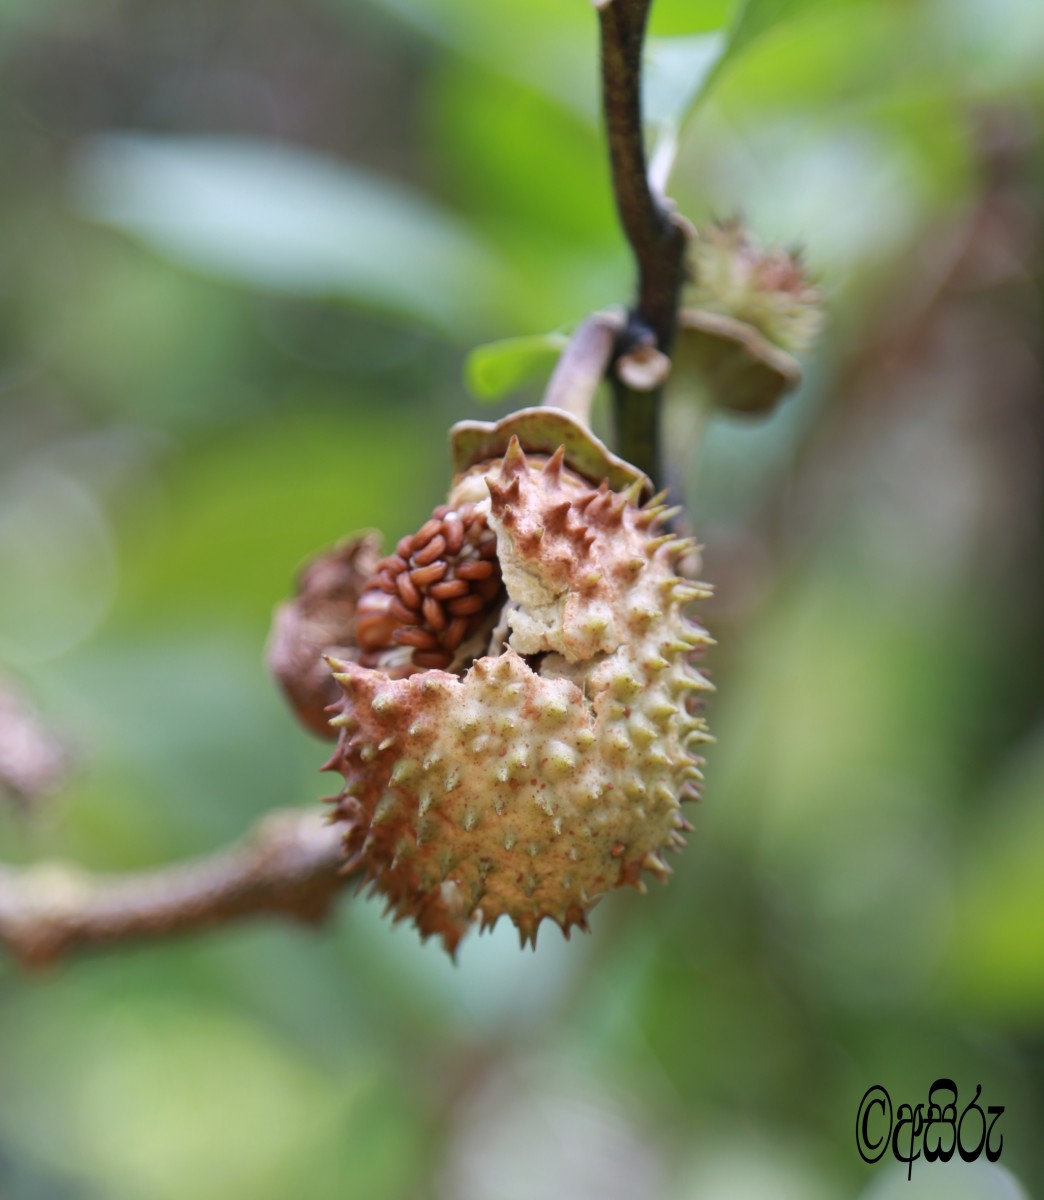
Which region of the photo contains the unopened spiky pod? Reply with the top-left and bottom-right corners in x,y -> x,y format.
323,429 -> 713,955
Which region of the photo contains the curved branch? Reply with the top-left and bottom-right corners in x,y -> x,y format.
0,808 -> 352,967
596,0 -> 689,485
597,0 -> 686,342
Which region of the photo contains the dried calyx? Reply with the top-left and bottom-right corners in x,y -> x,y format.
675,217 -> 824,415
270,409 -> 713,955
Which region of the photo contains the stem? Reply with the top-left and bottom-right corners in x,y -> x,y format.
541,311 -> 623,427
596,0 -> 689,484
0,808 -> 352,967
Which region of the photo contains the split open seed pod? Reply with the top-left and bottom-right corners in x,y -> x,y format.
270,408 -> 713,955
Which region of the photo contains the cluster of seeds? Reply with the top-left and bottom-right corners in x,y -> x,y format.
355,502 -> 502,674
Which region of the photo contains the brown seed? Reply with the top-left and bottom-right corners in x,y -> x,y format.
432,505 -> 450,520
356,613 -> 398,651
479,538 -> 499,559
396,571 -> 421,609
394,626 -> 440,651
455,559 -> 495,581
444,515 -> 464,555
430,578 -> 469,601
387,555 -> 408,574
477,577 -> 503,602
442,616 -> 469,651
375,573 -> 399,595
414,650 -> 454,669
358,589 -> 391,615
414,518 -> 443,547
412,535 -> 447,567
410,561 -> 448,588
422,596 -> 446,631
448,593 -> 485,617
390,597 -> 416,624
396,535 -> 414,559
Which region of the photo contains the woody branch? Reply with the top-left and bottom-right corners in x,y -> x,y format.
0,809 -> 350,967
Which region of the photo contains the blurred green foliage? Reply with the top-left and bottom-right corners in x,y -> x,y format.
1,0 -> 1042,1197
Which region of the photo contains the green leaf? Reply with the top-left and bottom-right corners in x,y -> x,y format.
70,134 -> 501,333
643,32 -> 728,134
648,0 -> 732,36
726,0 -> 839,60
655,0 -> 868,133
351,0 -> 597,119
463,332 -> 566,402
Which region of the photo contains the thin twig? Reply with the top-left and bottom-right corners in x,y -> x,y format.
596,0 -> 689,484
0,676 -> 75,813
597,0 -> 686,340
541,311 -> 624,425
0,808 -> 352,967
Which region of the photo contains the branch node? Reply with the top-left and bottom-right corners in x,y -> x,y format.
617,345 -> 672,391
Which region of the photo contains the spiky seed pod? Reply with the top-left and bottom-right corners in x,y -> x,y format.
317,413 -> 713,956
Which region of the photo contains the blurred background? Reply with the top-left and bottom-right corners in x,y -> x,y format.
0,0 -> 1042,1196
